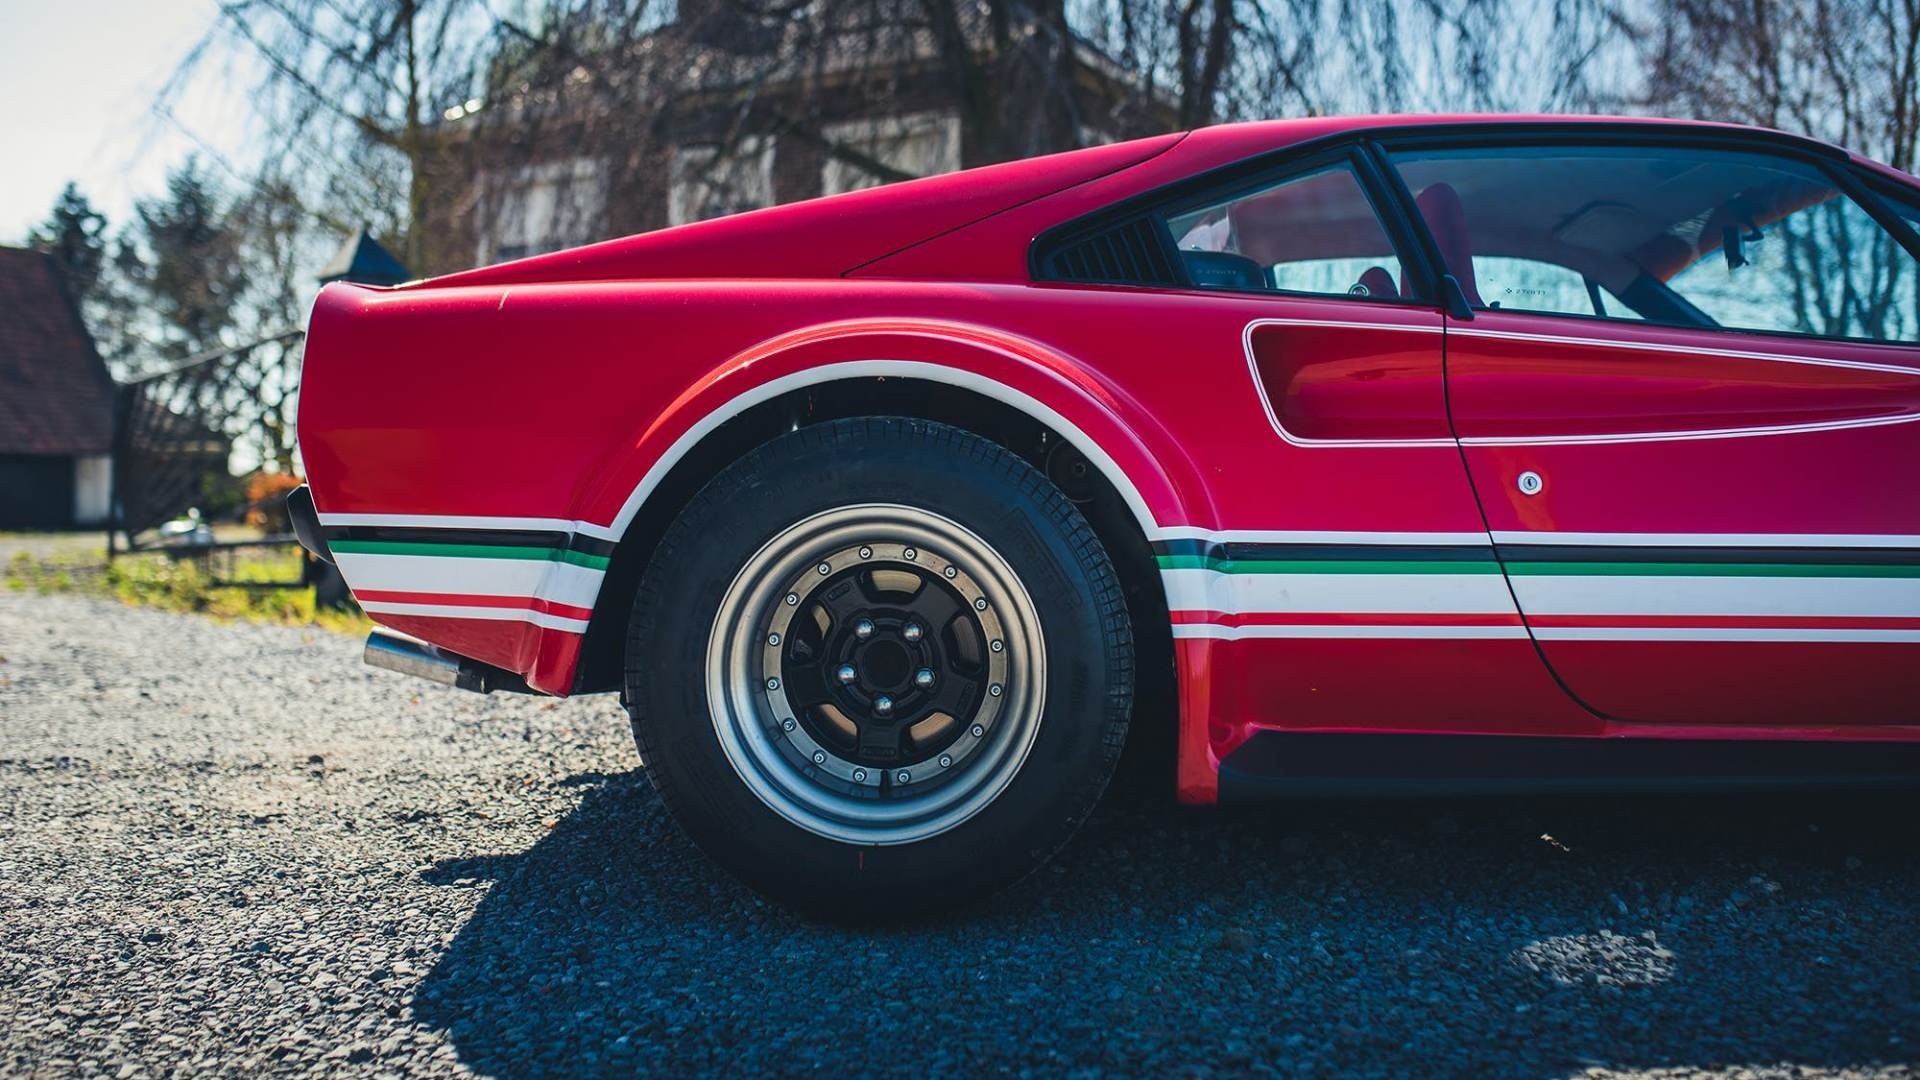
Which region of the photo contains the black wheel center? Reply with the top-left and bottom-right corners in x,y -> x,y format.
779,559 -> 996,767
858,638 -> 912,691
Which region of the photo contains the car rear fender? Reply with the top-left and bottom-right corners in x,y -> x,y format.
580,317 -> 1204,547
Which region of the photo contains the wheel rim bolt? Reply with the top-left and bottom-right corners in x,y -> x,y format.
784,593 -> 799,606
902,622 -> 923,643
988,684 -> 1002,697
782,718 -> 796,732
896,770 -> 911,783
767,632 -> 781,646
812,750 -> 827,765
970,724 -> 984,737
859,546 -> 872,559
853,769 -> 867,782
765,677 -> 780,691
903,548 -> 916,560
938,754 -> 952,768
854,618 -> 875,640
874,695 -> 894,715
913,668 -> 935,689
943,566 -> 957,579
973,598 -> 988,611
835,664 -> 857,685
990,639 -> 1003,653
816,562 -> 831,575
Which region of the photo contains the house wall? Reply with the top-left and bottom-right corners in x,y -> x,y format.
73,453 -> 111,526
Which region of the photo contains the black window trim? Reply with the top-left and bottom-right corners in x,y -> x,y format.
1371,127 -> 1920,349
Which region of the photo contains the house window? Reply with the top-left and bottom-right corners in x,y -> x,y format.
820,113 -> 961,196
475,157 -> 606,266
670,137 -> 776,226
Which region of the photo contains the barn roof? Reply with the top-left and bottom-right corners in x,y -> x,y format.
319,230 -> 412,286
0,247 -> 114,456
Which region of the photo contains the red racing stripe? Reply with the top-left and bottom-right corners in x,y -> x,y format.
352,589 -> 596,622
1527,613 -> 1920,630
1169,610 -> 1526,627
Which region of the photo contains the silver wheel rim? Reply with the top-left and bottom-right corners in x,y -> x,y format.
706,504 -> 1047,845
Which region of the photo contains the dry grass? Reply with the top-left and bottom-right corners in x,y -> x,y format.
4,544 -> 369,635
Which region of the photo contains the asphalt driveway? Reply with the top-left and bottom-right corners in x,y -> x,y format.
2,592 -> 1915,1077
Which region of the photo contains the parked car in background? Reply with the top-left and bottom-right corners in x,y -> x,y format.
290,115 -> 1920,916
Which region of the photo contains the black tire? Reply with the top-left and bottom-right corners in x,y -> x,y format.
623,417 -> 1133,918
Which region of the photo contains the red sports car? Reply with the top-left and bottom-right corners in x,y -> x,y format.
292,114 -> 1920,915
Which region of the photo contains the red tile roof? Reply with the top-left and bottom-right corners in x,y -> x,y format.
0,247 -> 114,456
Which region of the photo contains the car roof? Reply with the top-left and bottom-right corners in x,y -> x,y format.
1176,113 -> 1860,163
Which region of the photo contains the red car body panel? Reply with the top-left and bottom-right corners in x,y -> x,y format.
297,114 -> 1920,804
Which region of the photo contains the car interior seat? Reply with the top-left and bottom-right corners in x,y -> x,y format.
1405,183 -> 1484,306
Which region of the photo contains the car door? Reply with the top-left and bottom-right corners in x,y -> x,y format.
1383,134 -> 1920,726
1032,143 -> 1603,746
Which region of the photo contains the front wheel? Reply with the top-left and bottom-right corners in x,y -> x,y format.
624,418 -> 1133,918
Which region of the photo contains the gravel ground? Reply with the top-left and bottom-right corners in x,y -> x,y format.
2,592 -> 1917,1078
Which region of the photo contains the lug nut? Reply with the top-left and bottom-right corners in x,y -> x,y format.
873,695 -> 894,715
836,664 -> 857,685
913,668 -> 935,689
853,618 -> 875,640
902,621 -> 923,643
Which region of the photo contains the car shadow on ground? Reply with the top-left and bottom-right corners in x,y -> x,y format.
413,770 -> 1920,1077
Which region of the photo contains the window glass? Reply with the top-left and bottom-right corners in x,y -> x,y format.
1390,145 -> 1920,342
1471,256 -> 1643,319
1165,162 -> 1407,300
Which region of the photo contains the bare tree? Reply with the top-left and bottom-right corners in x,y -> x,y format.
1629,0 -> 1920,169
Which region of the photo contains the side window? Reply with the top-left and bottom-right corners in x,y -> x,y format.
1388,144 -> 1920,343
1163,162 -> 1409,301
1473,256 -> 1642,320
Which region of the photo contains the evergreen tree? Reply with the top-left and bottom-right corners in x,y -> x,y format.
128,158 -> 246,361
28,182 -> 108,302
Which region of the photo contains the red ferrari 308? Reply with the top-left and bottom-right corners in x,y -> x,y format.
291,115 -> 1920,914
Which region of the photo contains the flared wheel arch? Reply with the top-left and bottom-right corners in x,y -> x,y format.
573,372 -> 1183,794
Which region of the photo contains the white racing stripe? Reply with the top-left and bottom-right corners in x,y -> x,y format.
1159,569 -> 1520,616
335,552 -> 604,610
1153,527 -> 1492,545
1511,576 -> 1920,618
356,599 -> 592,634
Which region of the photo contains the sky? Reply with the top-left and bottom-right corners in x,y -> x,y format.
0,0 -> 248,243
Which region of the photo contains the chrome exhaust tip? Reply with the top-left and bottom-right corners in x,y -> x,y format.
363,628 -> 530,694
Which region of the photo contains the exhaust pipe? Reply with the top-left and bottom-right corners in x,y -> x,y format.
363,629 -> 531,694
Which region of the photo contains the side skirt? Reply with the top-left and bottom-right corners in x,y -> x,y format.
1218,732 -> 1920,800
